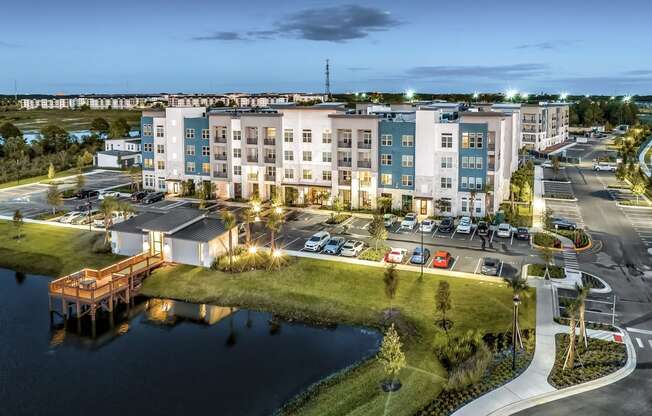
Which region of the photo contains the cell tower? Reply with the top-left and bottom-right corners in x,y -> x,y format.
325,59 -> 331,101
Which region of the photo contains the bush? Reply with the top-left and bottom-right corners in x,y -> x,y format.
358,247 -> 388,262
445,342 -> 492,390
544,193 -> 575,199
325,213 -> 351,224
91,236 -> 112,253
554,229 -> 591,248
528,263 -> 565,279
533,232 -> 561,248
210,248 -> 290,272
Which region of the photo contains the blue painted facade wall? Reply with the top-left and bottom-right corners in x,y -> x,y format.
183,117 -> 210,176
458,123 -> 488,192
378,120 -> 415,190
141,116 -> 154,171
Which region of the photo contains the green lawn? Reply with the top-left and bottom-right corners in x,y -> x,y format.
0,108 -> 141,132
0,221 -> 121,276
142,259 -> 536,416
0,167 -> 82,190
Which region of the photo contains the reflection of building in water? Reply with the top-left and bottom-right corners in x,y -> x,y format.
146,299 -> 235,326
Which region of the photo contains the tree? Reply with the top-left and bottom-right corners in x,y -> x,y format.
615,163 -> 627,184
563,299 -> 581,371
510,183 -> 520,214
40,125 -> 70,153
551,157 -> 561,180
383,264 -> 399,318
47,163 -> 56,180
435,280 -> 452,340
75,174 -> 86,192
266,211 -> 284,251
0,122 -> 21,140
90,117 -> 110,135
117,200 -> 135,220
377,324 -> 406,391
505,277 -> 528,356
81,150 -> 93,167
631,176 -> 646,205
99,197 -> 119,243
219,210 -> 237,271
576,283 -> 592,349
128,167 -> 141,192
376,196 -> 392,214
368,213 -> 388,249
469,190 -> 477,219
46,184 -> 63,215
520,182 -> 532,211
109,118 -> 131,138
538,244 -> 554,279
242,208 -> 255,246
543,208 -> 554,230
197,181 -> 215,209
12,209 -> 23,240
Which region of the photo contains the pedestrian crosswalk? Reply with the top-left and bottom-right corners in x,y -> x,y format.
627,327 -> 652,350
620,207 -> 652,247
562,248 -> 580,271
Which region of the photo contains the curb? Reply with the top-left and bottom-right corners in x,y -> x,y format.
616,202 -> 652,210
543,196 -> 578,202
488,327 -> 636,416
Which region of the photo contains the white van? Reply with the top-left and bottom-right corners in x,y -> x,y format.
593,162 -> 617,172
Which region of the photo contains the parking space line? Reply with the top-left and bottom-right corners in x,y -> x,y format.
281,237 -> 301,249
450,230 -> 457,239
426,257 -> 435,269
450,256 -> 459,271
510,233 -> 515,246
497,261 -> 504,277
474,258 -> 482,274
470,228 -> 477,241
635,338 -> 644,348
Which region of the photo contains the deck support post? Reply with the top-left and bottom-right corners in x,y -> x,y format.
90,304 -> 97,339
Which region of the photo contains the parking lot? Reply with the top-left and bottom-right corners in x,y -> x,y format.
543,180 -> 574,199
557,287 -> 616,326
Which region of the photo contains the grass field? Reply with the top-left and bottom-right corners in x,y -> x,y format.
0,108 -> 142,132
142,259 -> 536,416
0,167 -> 82,189
0,221 -> 121,276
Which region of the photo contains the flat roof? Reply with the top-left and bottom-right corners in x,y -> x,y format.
460,111 -> 506,117
98,150 -> 140,157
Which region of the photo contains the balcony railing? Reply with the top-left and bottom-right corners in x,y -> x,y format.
264,174 -> 276,181
214,137 -> 227,144
215,154 -> 227,160
357,160 -> 372,169
263,138 -> 276,146
338,160 -> 352,167
338,178 -> 352,186
488,162 -> 495,170
487,142 -> 495,151
357,141 -> 372,149
264,156 -> 276,163
360,180 -> 372,187
247,156 -> 258,163
246,137 -> 258,145
213,171 -> 228,178
337,140 -> 352,148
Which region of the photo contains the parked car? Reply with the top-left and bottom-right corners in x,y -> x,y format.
419,219 -> 436,233
131,191 -> 148,202
410,247 -> 431,265
304,231 -> 330,252
93,212 -> 131,228
432,251 -> 452,268
142,192 -> 165,205
59,211 -> 84,224
98,190 -> 120,200
340,240 -> 365,257
383,214 -> 398,227
541,160 -> 553,168
496,223 -> 513,238
76,189 -> 100,199
515,227 -> 530,240
593,162 -> 616,172
551,217 -> 576,230
477,221 -> 489,236
437,217 -> 454,233
481,257 -> 501,276
385,248 -> 408,263
400,213 -> 418,230
75,203 -> 92,212
71,210 -> 99,225
323,237 -> 346,255
456,216 -> 472,234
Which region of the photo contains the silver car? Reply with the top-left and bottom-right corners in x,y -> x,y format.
340,240 -> 365,257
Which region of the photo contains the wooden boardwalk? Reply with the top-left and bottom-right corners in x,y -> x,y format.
48,252 -> 164,324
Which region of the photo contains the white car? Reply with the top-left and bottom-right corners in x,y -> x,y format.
385,248 -> 408,264
496,223 -> 513,238
592,162 -> 616,172
383,214 -> 397,227
303,231 -> 331,252
456,216 -> 472,234
541,160 -> 553,168
400,213 -> 418,230
59,211 -> 84,224
419,219 -> 436,233
98,191 -> 120,200
93,212 -> 130,228
340,240 -> 365,257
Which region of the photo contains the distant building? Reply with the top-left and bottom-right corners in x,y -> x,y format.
94,137 -> 142,168
19,95 -> 166,110
493,102 -> 569,152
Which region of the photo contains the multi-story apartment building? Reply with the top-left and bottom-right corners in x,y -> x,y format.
142,102 -> 522,216
493,102 -> 569,152
19,95 -> 166,110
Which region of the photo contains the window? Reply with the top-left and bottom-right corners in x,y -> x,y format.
202,163 -> 210,174
143,143 -> 153,152
440,197 -> 452,213
380,154 -> 392,166
302,129 -> 312,143
381,134 -> 392,146
284,169 -> 294,179
186,162 -> 196,173
144,174 -> 154,187
440,177 -> 452,189
475,157 -> 483,169
144,158 -> 153,169
185,128 -> 195,139
322,130 -> 332,143
156,144 -> 165,154
202,129 -> 210,139
158,179 -> 166,190
468,177 -> 475,189
322,171 -> 332,181
380,173 -> 392,186
233,166 -> 242,176
143,124 -> 153,136
265,127 -> 276,139
202,146 -> 210,156
461,176 -> 468,189
322,152 -> 332,163
401,175 -> 413,187
441,156 -> 452,168
461,198 -> 468,213
302,151 -> 312,162
461,156 -> 469,169
400,155 -> 413,168
462,132 -> 470,149
215,126 -> 227,140
185,145 -> 195,156
284,129 -> 293,142
475,177 -> 483,190
475,133 -> 484,148
283,150 -> 293,161
156,126 -> 164,137
233,130 -> 241,141
157,160 -> 165,170
441,133 -> 453,148
233,148 -> 241,158
302,169 -> 312,180
401,135 -> 414,147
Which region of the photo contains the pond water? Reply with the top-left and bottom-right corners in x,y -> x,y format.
21,129 -> 140,143
0,269 -> 380,415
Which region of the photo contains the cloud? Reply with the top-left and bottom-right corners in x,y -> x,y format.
347,67 -> 371,72
0,40 -> 19,48
623,69 -> 652,76
192,5 -> 399,42
405,64 -> 548,80
515,40 -> 578,50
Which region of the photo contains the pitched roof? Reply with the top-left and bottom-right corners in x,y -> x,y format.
171,217 -> 231,242
140,208 -> 205,233
109,211 -> 164,234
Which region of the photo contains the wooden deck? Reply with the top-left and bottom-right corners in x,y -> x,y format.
48,252 -> 164,322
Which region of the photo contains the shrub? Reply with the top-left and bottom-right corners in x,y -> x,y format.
533,232 -> 561,248
359,247 -> 388,262
211,248 -> 290,272
445,342 -> 492,390
91,237 -> 112,254
528,263 -> 565,279
554,229 -> 591,248
325,213 -> 351,224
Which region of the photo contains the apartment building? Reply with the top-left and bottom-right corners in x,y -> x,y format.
377,113 -> 416,212
20,95 -> 165,110
493,102 -> 569,152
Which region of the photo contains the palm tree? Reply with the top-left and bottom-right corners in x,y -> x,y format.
242,208 -> 255,246
576,283 -> 592,349
117,200 -> 135,220
505,277 -> 528,354
469,190 -> 477,219
538,244 -> 554,279
99,197 -> 118,243
266,211 -> 284,251
219,210 -> 237,271
563,298 -> 581,371
383,264 -> 399,318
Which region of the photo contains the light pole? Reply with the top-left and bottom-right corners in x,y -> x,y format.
420,219 -> 424,279
512,294 -> 521,371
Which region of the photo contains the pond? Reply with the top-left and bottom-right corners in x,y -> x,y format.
0,268 -> 381,415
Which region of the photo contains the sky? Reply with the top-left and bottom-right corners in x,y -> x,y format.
1,0 -> 652,95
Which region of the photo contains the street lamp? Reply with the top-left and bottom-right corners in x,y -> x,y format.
512,294 -> 521,371
505,89 -> 518,101
405,89 -> 415,101
559,92 -> 569,101
248,245 -> 258,254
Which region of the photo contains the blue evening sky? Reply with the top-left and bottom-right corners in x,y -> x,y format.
1,0 -> 651,94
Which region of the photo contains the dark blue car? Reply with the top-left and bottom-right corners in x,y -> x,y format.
410,247 -> 431,265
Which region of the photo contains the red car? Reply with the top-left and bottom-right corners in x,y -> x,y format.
432,251 -> 452,268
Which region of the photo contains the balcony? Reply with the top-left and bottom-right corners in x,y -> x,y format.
214,137 -> 227,144
215,153 -> 227,161
357,141 -> 372,149
338,177 -> 352,186
488,162 -> 495,170
487,142 -> 495,151
247,156 -> 259,163
246,137 -> 258,145
264,174 -> 276,181
337,140 -> 352,148
338,160 -> 352,167
264,156 -> 276,164
357,160 -> 372,169
263,138 -> 276,146
360,180 -> 372,187
213,171 -> 228,178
